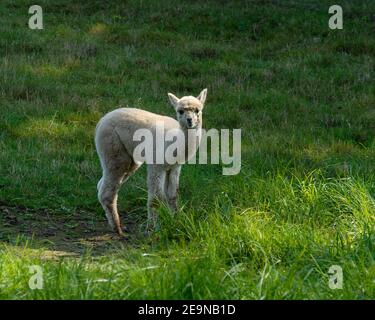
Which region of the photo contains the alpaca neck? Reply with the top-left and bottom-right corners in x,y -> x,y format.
181,123 -> 202,161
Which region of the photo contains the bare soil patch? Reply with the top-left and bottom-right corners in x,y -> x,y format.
0,201 -> 143,257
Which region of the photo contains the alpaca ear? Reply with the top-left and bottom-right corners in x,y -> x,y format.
197,88 -> 208,105
168,93 -> 179,109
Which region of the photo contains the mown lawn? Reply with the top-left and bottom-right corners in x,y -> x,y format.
0,0 -> 374,299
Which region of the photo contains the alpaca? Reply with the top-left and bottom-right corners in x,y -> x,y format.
95,89 -> 208,235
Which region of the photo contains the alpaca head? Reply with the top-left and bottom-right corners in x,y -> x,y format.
168,88 -> 207,129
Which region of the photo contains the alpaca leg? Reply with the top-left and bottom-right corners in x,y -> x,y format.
146,165 -> 166,231
166,165 -> 181,212
96,126 -> 139,235
97,177 -> 103,192
98,172 -> 125,235
123,161 -> 141,183
99,162 -> 142,234
98,159 -> 141,235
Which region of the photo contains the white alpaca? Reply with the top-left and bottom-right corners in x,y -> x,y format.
95,89 -> 208,235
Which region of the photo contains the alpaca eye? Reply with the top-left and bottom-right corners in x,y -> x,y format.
178,110 -> 184,115
195,109 -> 199,114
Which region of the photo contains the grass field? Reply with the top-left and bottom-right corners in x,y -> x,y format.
0,0 -> 374,299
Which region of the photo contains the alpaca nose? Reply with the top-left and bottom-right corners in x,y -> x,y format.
187,118 -> 192,125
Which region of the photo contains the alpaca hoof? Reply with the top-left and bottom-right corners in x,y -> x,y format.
144,225 -> 154,237
144,230 -> 152,237
145,221 -> 160,236
115,226 -> 124,236
114,227 -> 129,239
119,232 -> 130,241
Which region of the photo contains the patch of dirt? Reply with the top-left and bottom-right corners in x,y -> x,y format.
0,201 -> 144,257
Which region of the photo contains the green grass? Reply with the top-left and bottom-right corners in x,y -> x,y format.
0,0 -> 374,299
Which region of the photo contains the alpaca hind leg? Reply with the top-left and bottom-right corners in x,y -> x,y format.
99,171 -> 126,235
99,159 -> 141,234
97,132 -> 137,235
99,162 -> 141,235
97,177 -> 103,192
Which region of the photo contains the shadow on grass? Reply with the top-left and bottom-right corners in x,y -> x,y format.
0,200 -> 145,257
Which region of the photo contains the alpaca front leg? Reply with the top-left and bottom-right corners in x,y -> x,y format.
146,166 -> 166,232
166,165 -> 181,212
